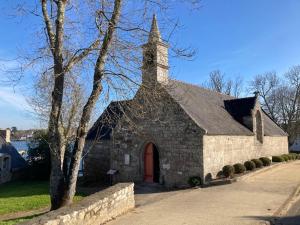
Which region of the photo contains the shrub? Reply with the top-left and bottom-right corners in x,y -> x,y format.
233,163 -> 246,174
272,155 -> 284,162
251,159 -> 263,168
297,154 -> 300,160
222,165 -> 235,178
259,157 -> 271,166
289,153 -> 298,160
27,130 -> 51,180
188,176 -> 202,187
244,161 -> 256,171
281,154 -> 290,161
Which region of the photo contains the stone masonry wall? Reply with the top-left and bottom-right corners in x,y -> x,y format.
22,183 -> 134,225
111,88 -> 205,187
203,135 -> 288,181
84,140 -> 112,183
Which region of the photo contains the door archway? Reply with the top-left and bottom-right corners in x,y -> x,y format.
144,143 -> 160,183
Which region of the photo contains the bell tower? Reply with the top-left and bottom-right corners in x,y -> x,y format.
142,15 -> 169,85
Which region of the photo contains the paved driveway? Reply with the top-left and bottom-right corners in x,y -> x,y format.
108,161 -> 300,225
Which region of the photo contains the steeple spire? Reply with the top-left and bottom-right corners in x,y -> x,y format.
142,14 -> 169,85
148,14 -> 162,43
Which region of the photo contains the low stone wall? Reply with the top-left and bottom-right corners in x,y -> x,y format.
22,183 -> 134,225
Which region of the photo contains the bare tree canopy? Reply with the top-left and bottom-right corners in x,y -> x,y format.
250,66 -> 300,144
203,70 -> 243,97
6,0 -> 200,210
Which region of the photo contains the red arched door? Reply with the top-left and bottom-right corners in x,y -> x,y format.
144,143 -> 154,182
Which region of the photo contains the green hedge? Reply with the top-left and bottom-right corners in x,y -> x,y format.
259,157 -> 271,166
289,153 -> 298,160
244,161 -> 256,171
272,155 -> 284,162
251,159 -> 263,168
281,154 -> 290,161
222,165 -> 235,178
233,163 -> 246,174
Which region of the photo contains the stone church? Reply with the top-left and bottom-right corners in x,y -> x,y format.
84,16 -> 288,187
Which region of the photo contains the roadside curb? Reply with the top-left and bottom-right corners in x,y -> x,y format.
258,161 -> 300,225
204,161 -> 291,188
273,182 -> 300,217
236,162 -> 284,182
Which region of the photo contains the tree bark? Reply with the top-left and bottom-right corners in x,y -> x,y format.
45,0 -> 68,210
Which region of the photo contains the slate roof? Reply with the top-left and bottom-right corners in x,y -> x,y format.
88,80 -> 287,140
87,100 -> 131,140
0,135 -> 27,170
166,80 -> 287,136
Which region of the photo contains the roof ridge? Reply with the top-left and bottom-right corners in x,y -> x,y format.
169,79 -> 235,98
111,99 -> 132,103
224,96 -> 256,102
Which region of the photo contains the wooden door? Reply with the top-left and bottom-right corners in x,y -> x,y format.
144,143 -> 154,182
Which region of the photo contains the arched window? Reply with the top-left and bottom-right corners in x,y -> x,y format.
256,111 -> 263,143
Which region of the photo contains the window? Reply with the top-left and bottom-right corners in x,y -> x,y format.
145,51 -> 154,66
3,157 -> 9,170
255,111 -> 263,143
124,154 -> 130,165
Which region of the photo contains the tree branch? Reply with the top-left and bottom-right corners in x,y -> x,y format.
41,0 -> 55,54
64,40 -> 100,73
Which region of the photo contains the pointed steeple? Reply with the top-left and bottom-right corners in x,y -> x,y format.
142,14 -> 169,85
148,14 -> 162,43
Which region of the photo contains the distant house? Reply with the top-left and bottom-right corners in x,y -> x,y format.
0,128 -> 27,184
84,17 -> 288,187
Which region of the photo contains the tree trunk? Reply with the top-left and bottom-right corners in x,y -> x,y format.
49,160 -> 67,210
47,0 -> 68,210
56,0 -> 122,205
44,0 -> 121,209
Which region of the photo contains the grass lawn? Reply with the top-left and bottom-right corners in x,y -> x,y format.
0,214 -> 44,225
0,181 -> 50,215
0,180 -> 85,225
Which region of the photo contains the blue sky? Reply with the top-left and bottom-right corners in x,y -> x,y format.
0,0 -> 300,129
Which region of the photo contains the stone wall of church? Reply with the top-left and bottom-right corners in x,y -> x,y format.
83,140 -> 112,183
203,135 -> 288,182
110,89 -> 205,188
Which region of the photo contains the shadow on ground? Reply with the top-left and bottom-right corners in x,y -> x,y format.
134,183 -> 170,194
0,212 -> 46,225
0,181 -> 49,198
244,215 -> 300,225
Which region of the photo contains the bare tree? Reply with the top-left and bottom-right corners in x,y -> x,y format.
204,70 -> 243,97
250,66 -> 300,144
8,0 -> 199,210
249,72 -> 280,121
